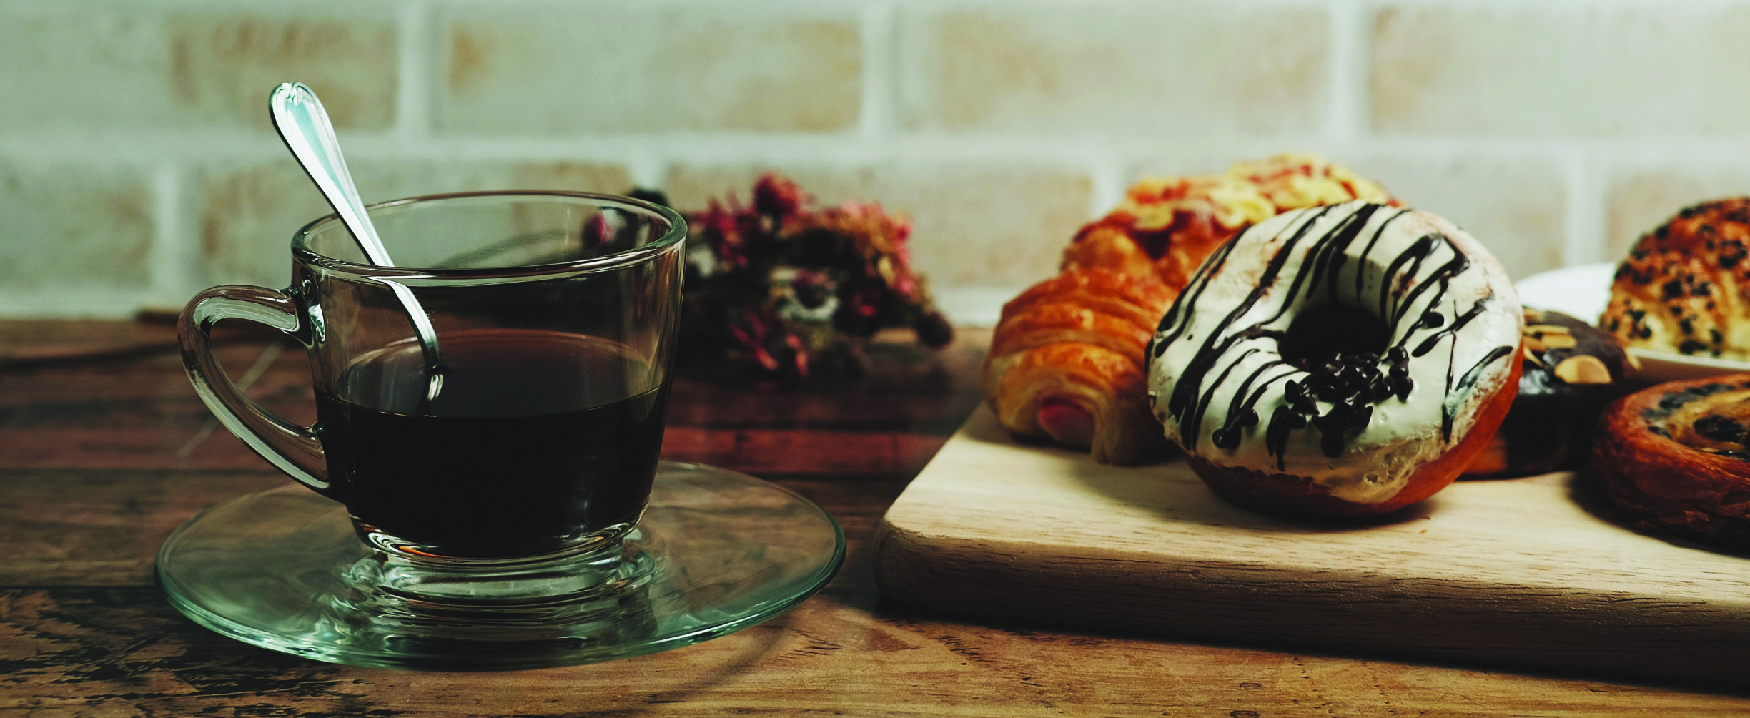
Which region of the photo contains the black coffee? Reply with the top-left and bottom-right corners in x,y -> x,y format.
314,329 -> 670,559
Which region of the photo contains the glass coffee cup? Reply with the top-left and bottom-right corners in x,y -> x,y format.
183,191 -> 680,563
160,191 -> 845,669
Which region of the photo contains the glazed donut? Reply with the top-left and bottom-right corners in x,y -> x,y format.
1463,309 -> 1631,479
1593,375 -> 1750,552
1147,201 -> 1524,518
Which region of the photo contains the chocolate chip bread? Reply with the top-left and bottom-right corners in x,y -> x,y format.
1602,198 -> 1750,359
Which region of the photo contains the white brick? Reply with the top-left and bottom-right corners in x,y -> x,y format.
1348,156 -> 1570,280
0,161 -> 154,289
1371,6 -> 1750,135
896,6 -> 1330,135
0,5 -> 397,132
440,7 -> 861,134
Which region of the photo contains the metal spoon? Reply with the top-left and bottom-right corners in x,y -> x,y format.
268,82 -> 445,402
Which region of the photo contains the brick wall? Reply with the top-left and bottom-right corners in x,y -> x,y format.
6,0 -> 1750,324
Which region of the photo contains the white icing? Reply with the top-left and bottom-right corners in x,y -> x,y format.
1147,201 -> 1522,504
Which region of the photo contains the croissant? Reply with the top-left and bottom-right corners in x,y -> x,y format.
983,268 -> 1175,464
985,154 -> 1397,465
1601,197 -> 1750,360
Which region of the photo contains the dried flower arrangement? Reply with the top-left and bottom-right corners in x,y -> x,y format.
643,173 -> 953,385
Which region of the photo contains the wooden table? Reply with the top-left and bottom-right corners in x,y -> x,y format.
2,319 -> 1746,716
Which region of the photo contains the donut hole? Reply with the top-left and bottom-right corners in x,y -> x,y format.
1279,302 -> 1391,371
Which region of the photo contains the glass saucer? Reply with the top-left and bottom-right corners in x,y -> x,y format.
156,462 -> 846,671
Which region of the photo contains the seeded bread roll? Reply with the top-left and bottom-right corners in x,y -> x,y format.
1601,198 -> 1750,359
1463,309 -> 1631,478
1594,375 -> 1750,552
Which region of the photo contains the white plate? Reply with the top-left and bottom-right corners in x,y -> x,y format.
1515,262 -> 1750,382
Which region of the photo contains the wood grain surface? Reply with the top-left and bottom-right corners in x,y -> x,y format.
1,320 -> 1748,716
875,408 -> 1750,690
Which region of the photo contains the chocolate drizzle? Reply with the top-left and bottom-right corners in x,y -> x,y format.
1151,236 -> 1244,361
1210,354 -> 1297,450
1151,202 -> 1519,471
1412,296 -> 1492,358
1443,344 -> 1513,442
1162,207 -> 1341,428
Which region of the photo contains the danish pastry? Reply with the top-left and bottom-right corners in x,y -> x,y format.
1061,154 -> 1397,293
1594,375 -> 1750,552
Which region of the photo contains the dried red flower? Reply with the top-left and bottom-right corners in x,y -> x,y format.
752,172 -> 807,218
660,173 -> 953,385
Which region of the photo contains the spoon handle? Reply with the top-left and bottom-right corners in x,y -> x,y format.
269,83 -> 445,390
269,83 -> 392,265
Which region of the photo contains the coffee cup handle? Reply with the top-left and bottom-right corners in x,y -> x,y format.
177,285 -> 333,497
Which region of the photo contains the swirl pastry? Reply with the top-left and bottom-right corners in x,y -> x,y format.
1594,375 -> 1750,552
985,155 -> 1397,464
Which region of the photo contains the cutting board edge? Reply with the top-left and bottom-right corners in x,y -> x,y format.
873,511 -> 1750,689
875,407 -> 1750,688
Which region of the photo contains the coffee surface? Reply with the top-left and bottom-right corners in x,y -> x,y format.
315,329 -> 669,558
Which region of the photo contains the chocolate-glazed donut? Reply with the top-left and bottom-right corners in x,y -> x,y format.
1463,309 -> 1631,478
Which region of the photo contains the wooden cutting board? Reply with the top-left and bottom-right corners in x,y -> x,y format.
873,407 -> 1750,689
